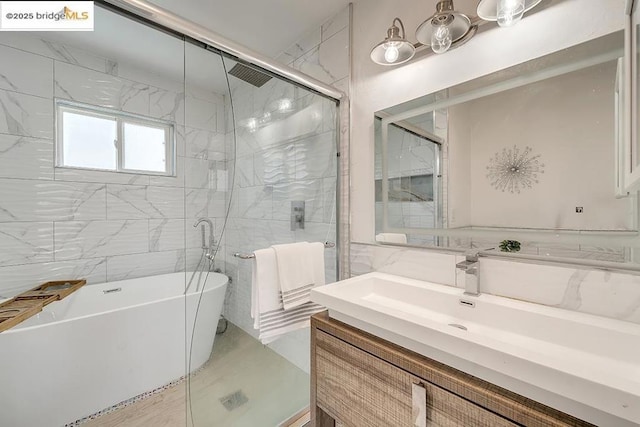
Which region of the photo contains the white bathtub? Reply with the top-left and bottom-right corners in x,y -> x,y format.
0,271 -> 228,427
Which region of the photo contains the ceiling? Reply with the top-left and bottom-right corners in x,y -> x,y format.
37,0 -> 351,95
146,0 -> 352,57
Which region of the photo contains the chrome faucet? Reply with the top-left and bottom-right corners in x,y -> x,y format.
193,218 -> 215,259
456,248 -> 494,296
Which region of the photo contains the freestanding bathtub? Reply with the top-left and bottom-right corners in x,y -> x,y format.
0,271 -> 228,427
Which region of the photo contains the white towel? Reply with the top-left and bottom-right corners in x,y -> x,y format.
251,247 -> 324,344
273,242 -> 325,310
375,233 -> 408,244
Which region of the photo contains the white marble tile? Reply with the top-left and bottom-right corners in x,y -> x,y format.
185,157 -> 216,189
248,101 -> 324,153
0,257 -> 106,298
348,243 -> 374,276
280,28 -> 321,63
295,131 -> 337,180
54,220 -> 149,261
185,127 -> 225,160
106,250 -> 184,282
0,44 -> 53,98
236,186 -> 273,220
54,167 -> 149,186
149,87 -> 185,124
226,218 -> 295,252
254,143 -> 296,185
479,258 -> 640,323
106,184 -> 184,219
368,245 -> 457,286
105,184 -> 147,220
293,27 -> 349,85
322,7 -> 349,42
149,218 -> 187,252
117,62 -> 184,93
481,258 -> 577,306
186,188 -> 226,219
145,186 -> 185,218
185,95 -> 217,132
0,89 -> 53,139
54,61 -> 149,116
0,179 -> 106,221
235,155 -> 254,188
0,222 -> 54,267
0,33 -> 108,73
0,135 -> 53,180
272,179 -> 324,223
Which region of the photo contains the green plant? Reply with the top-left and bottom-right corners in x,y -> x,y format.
499,239 -> 521,253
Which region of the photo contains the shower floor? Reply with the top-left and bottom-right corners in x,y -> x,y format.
84,322 -> 310,427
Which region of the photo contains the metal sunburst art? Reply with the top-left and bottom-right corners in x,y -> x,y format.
486,145 -> 544,193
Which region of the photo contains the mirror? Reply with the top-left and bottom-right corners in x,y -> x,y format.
375,31 -> 640,264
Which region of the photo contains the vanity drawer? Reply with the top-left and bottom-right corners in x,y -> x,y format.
315,330 -> 518,427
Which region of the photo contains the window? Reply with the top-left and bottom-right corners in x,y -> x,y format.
56,100 -> 175,176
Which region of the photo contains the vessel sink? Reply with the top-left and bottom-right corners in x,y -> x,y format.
310,272 -> 640,426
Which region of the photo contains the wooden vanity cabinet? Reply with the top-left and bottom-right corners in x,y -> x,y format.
310,312 -> 595,427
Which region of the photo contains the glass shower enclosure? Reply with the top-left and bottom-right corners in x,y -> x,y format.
0,1 -> 341,426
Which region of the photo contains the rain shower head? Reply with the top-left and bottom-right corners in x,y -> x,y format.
228,63 -> 272,87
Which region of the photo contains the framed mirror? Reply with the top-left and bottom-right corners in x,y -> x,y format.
374,30 -> 640,265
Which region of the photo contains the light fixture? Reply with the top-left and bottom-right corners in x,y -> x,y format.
415,0 -> 472,54
370,18 -> 416,66
477,0 -> 543,27
369,0 -> 541,66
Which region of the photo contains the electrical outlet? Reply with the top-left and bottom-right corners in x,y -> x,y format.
576,207 -> 583,213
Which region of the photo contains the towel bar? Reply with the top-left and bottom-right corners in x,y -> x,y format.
233,242 -> 335,260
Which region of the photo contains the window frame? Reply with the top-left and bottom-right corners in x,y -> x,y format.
55,99 -> 176,177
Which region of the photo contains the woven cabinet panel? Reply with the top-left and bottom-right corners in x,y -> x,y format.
315,330 -> 519,427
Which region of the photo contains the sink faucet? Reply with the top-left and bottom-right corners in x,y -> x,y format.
456,248 -> 494,296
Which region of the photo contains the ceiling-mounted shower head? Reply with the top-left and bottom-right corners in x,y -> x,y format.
228,63 -> 272,88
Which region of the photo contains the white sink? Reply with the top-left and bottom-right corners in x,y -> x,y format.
311,272 -> 640,426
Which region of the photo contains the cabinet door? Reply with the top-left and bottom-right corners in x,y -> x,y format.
315,330 -> 518,427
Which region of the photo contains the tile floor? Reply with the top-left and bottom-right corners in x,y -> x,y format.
85,323 -> 310,427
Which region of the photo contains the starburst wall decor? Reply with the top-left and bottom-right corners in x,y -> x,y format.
486,145 -> 544,194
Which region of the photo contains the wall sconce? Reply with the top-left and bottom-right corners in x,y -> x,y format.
370,0 -> 543,65
370,18 -> 416,66
477,0 -> 543,27
415,0 -> 473,55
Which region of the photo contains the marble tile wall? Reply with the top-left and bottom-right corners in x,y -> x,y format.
222,6 -> 350,373
350,243 -> 640,324
0,34 -> 228,297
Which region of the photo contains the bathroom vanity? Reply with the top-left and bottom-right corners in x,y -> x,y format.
310,311 -> 594,427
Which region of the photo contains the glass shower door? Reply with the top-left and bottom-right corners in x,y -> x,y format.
185,45 -> 339,426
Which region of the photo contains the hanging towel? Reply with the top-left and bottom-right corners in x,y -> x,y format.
273,242 -> 325,310
375,233 -> 408,244
251,247 -> 324,344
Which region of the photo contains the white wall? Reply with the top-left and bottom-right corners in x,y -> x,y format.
351,0 -> 626,243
